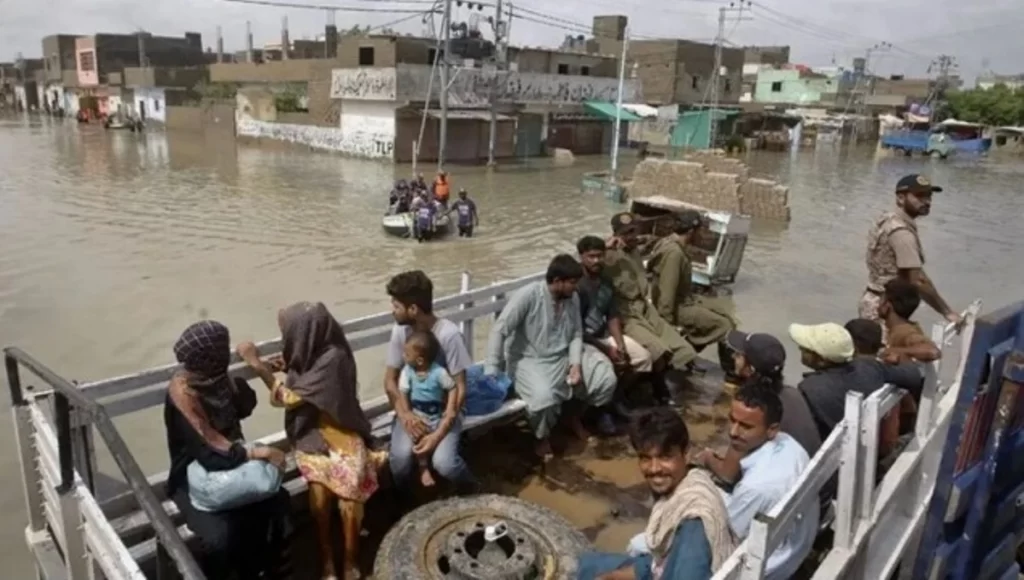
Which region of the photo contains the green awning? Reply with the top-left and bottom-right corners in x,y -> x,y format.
584,101 -> 643,122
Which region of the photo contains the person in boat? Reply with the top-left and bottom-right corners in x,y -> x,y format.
238,302 -> 385,580
722,331 -> 821,457
647,211 -> 735,355
790,322 -> 922,441
876,279 -> 941,457
577,408 -> 736,580
163,321 -> 291,579
859,174 -> 961,331
576,235 -> 653,427
412,172 -> 428,192
451,188 -> 479,238
432,170 -> 451,207
413,195 -> 436,242
484,254 -> 616,459
383,271 -> 477,496
604,212 -> 699,405
693,384 -> 818,580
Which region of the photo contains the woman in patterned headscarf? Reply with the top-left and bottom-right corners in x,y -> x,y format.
238,302 -> 385,580
163,320 -> 291,579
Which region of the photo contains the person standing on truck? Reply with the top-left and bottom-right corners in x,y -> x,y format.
859,174 -> 962,330
647,210 -> 735,352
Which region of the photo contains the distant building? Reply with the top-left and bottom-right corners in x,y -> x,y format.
753,66 -> 849,105
743,46 -> 790,67
590,15 -> 744,105
976,73 -> 1024,91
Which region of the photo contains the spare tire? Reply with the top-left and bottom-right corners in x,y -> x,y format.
373,494 -> 591,579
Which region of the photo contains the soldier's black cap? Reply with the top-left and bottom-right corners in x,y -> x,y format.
675,209 -> 704,233
610,212 -> 638,233
895,174 -> 943,194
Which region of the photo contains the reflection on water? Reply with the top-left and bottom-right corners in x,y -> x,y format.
2,115 -> 1024,574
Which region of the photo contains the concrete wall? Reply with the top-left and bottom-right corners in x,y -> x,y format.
339,100 -> 397,159
330,65 -> 641,105
623,39 -> 743,105
165,102 -> 235,133
124,66 -> 207,89
743,46 -> 790,67
237,116 -> 396,159
209,59 -> 336,83
335,35 -> 437,68
42,35 -> 79,83
76,37 -> 98,87
870,78 -> 932,100
508,47 -> 618,77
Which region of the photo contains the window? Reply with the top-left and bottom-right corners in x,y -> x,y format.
154,99 -> 160,112
428,48 -> 437,64
724,79 -> 731,93
771,81 -> 783,92
358,47 -> 375,66
580,66 -> 590,76
557,63 -> 569,75
692,75 -> 699,90
79,51 -> 95,72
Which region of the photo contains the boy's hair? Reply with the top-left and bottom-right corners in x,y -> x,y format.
576,235 -> 607,255
386,270 -> 434,314
884,278 -> 922,319
845,318 -> 884,355
628,407 -> 690,454
545,254 -> 584,283
405,330 -> 441,363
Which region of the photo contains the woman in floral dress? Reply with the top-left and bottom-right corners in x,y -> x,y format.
239,301 -> 386,580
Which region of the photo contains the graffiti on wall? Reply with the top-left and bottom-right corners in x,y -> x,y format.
391,64 -> 641,105
237,116 -> 395,160
330,68 -> 397,100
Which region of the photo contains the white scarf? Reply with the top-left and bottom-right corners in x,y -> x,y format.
645,468 -> 737,577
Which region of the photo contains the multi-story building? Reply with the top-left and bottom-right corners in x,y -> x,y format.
590,15 -> 744,106
123,66 -> 208,123
40,35 -> 80,113
73,32 -> 204,116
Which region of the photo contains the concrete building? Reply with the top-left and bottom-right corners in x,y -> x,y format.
123,66 -> 208,123
590,16 -> 744,106
976,73 -> 1024,91
863,77 -> 934,108
41,35 -> 80,113
72,32 -> 204,117
753,67 -> 847,105
743,46 -> 790,67
10,57 -> 45,110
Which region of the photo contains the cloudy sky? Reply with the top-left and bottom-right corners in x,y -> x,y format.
2,0 -> 1021,81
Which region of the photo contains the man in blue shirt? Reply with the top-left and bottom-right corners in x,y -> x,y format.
577,408 -> 736,580
695,385 -> 818,579
451,188 -> 479,237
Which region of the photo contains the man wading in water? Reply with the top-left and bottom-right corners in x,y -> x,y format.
860,174 -> 961,329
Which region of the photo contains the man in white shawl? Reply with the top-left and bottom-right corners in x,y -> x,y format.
484,254 -> 616,459
577,408 -> 736,580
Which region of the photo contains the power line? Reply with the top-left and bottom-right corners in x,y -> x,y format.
221,0 -> 438,13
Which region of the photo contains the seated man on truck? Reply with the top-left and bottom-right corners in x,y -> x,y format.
647,210 -> 735,353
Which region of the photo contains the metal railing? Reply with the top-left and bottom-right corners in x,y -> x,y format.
6,348 -> 205,579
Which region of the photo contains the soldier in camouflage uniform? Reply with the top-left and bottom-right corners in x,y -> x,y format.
859,174 -> 961,329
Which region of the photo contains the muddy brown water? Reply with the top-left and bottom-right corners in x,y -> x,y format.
2,114 -> 1024,576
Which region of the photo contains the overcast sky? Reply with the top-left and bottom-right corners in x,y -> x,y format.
2,0 -> 1021,82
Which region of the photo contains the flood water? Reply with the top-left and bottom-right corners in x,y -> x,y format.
2,114 -> 1024,575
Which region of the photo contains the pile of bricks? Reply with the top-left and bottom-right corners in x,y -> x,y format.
627,154 -> 790,222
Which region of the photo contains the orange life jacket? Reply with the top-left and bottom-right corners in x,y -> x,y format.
434,178 -> 450,200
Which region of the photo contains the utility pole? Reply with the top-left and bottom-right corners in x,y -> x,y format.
610,30 -> 629,178
708,2 -> 750,150
438,0 -> 453,171
486,0 -> 509,166
930,54 -> 957,100
136,31 -> 148,68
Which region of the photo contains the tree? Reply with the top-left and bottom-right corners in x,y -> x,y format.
945,85 -> 1024,127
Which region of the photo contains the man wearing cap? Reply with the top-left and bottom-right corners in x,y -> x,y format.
860,174 -> 961,329
790,322 -> 922,439
724,331 -> 821,457
648,210 -> 735,353
604,212 -> 699,403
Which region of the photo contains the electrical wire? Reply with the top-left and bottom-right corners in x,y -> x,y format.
221,0 -> 438,13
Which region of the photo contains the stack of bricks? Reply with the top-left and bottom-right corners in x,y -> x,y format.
627,156 -> 791,222
739,178 -> 791,221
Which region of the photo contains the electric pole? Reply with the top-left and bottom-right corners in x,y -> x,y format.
930,54 -> 957,100
610,30 -> 629,178
137,31 -> 148,68
708,2 -> 750,150
438,0 -> 453,171
486,0 -> 509,166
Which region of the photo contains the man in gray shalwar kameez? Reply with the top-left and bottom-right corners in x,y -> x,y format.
485,254 -> 617,458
